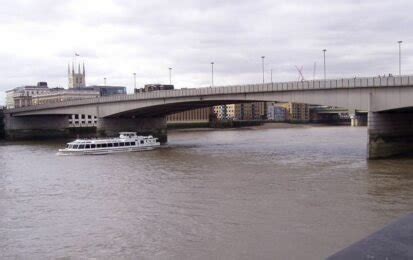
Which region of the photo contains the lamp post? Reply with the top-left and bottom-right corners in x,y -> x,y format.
169,68 -> 172,85
261,56 -> 265,84
322,49 -> 327,81
133,73 -> 136,89
211,62 -> 214,87
398,41 -> 403,76
104,77 -> 107,86
271,69 -> 273,83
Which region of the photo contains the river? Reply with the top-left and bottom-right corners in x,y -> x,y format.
0,125 -> 412,259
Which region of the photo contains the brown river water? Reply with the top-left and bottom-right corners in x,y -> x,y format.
0,125 -> 412,259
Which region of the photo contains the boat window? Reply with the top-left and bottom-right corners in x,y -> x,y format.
140,140 -> 144,144
73,145 -> 78,149
108,143 -> 113,147
131,142 -> 136,146
125,142 -> 130,146
114,143 -> 119,147
120,142 -> 125,147
85,144 -> 91,149
102,143 -> 107,148
97,144 -> 102,148
79,145 -> 85,149
91,144 -> 96,148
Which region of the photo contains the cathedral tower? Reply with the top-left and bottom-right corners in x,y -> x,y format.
68,62 -> 86,88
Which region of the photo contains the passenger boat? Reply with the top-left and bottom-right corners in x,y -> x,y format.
57,132 -> 160,155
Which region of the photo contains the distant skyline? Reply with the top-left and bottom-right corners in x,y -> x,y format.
1,0 -> 412,105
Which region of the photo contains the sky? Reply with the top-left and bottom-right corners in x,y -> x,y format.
1,0 -> 412,105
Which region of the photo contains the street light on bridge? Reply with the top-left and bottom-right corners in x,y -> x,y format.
133,73 -> 136,89
398,41 -> 403,76
261,56 -> 265,84
271,68 -> 273,83
322,49 -> 327,82
211,62 -> 214,87
169,68 -> 172,85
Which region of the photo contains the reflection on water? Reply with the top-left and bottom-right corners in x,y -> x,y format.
0,126 -> 412,259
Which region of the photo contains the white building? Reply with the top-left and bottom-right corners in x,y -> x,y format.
32,89 -> 99,105
5,82 -> 50,109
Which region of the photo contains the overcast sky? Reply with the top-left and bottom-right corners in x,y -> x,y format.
1,0 -> 412,105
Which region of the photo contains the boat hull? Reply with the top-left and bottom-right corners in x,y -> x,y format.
57,145 -> 159,155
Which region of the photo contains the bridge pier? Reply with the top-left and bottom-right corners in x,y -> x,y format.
368,111 -> 413,159
97,116 -> 167,143
4,114 -> 70,140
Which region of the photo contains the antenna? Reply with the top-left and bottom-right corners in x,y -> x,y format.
313,62 -> 317,80
295,65 -> 305,81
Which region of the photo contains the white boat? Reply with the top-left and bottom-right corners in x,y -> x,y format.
57,132 -> 160,155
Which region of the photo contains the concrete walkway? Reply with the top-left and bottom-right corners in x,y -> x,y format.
327,213 -> 413,259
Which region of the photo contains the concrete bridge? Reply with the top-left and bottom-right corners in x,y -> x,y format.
4,75 -> 413,159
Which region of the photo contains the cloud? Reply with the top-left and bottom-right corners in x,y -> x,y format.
1,0 -> 413,105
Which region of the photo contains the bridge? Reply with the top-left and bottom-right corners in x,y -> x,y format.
4,75 -> 413,159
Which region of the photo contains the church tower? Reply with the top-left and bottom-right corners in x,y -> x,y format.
68,62 -> 86,88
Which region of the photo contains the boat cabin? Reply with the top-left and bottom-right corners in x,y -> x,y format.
65,132 -> 158,150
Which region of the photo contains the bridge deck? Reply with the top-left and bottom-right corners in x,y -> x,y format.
6,75 -> 413,114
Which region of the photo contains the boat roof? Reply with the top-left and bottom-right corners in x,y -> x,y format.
68,135 -> 156,145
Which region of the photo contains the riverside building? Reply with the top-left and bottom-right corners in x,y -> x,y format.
166,107 -> 211,125
280,102 -> 310,122
32,88 -> 99,105
267,102 -> 287,121
213,102 -> 266,120
234,102 -> 266,120
5,82 -> 50,109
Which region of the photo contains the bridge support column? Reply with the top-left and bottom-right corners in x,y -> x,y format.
97,116 -> 167,143
4,114 -> 70,140
368,111 -> 413,159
